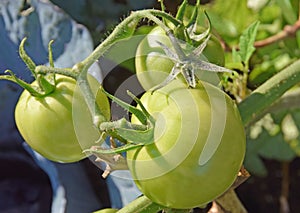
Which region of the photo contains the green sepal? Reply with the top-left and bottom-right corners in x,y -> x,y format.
186,11 -> 211,42
1,70 -> 43,97
126,90 -> 155,125
159,0 -> 166,13
101,88 -> 149,125
19,38 -> 37,78
48,40 -> 55,68
37,74 -> 56,95
86,143 -> 143,154
185,0 -> 200,28
100,118 -> 154,145
115,127 -> 154,145
175,0 -> 188,21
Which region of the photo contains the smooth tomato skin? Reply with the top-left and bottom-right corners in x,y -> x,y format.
135,27 -> 225,90
127,80 -> 245,209
15,75 -> 110,163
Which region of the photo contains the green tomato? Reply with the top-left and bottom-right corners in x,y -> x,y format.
127,79 -> 245,209
15,74 -> 110,163
135,27 -> 225,90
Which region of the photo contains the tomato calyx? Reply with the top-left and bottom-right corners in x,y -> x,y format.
102,89 -> 155,145
84,89 -> 156,177
0,38 -> 57,97
150,29 -> 232,92
143,1 -> 231,92
86,89 -> 155,153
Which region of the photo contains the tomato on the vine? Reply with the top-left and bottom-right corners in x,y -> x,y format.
135,26 -> 225,90
15,74 -> 110,163
126,79 -> 245,209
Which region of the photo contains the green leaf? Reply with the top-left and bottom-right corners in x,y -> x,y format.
243,151 -> 268,177
232,48 -> 241,63
238,21 -> 260,65
245,106 -> 300,176
258,130 -> 296,161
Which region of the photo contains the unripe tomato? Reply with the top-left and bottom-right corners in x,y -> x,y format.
127,79 -> 245,209
135,27 -> 225,90
15,74 -> 110,163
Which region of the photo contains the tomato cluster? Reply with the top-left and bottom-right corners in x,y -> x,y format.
10,17 -> 245,211
125,26 -> 246,209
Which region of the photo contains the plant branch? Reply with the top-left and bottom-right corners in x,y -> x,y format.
280,162 -> 290,213
254,18 -> 300,48
76,9 -> 180,128
238,59 -> 300,127
213,189 -> 247,213
117,196 -> 164,213
220,18 -> 300,51
244,87 -> 300,126
79,9 -> 180,74
35,65 -> 78,79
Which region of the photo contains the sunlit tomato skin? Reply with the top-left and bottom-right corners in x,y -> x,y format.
15,74 -> 110,163
127,80 -> 245,209
135,27 -> 225,90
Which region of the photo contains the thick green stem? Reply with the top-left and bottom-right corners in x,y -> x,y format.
77,67 -> 108,127
116,195 -> 194,213
215,189 -> 247,213
79,9 -> 180,74
117,196 -> 163,213
35,65 -> 77,79
238,59 -> 300,127
76,9 -> 180,128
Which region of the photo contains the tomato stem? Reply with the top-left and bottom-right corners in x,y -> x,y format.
79,9 -> 181,74
77,69 -> 108,128
238,59 -> 300,127
73,10 -> 181,135
117,196 -> 164,213
35,65 -> 78,79
115,195 -> 194,213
